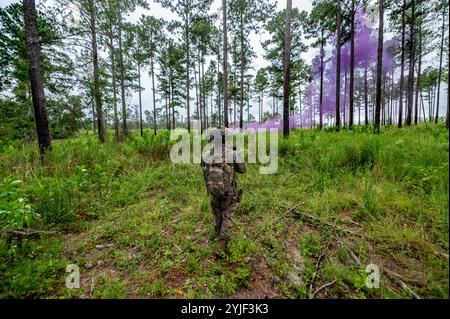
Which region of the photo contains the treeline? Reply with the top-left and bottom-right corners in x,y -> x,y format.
0,0 -> 449,155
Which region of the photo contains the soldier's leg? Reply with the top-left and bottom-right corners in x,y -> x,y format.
218,197 -> 237,242
211,197 -> 222,237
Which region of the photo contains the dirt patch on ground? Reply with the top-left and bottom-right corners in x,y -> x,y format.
230,254 -> 283,299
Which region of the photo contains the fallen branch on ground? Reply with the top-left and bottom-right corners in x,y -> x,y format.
384,268 -> 422,299
251,202 -> 305,239
308,247 -> 328,298
1,228 -> 58,236
280,205 -> 363,238
309,280 -> 336,299
337,239 -> 362,267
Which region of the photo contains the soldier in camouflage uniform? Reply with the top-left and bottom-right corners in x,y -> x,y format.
201,127 -> 246,251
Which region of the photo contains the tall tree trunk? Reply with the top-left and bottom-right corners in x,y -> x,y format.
23,0 -> 51,155
282,0 -> 292,137
108,23 -> 119,141
150,55 -> 157,134
198,60 -> 203,132
223,0 -> 228,127
88,0 -> 105,143
195,61 -> 200,128
398,0 -> 406,128
92,102 -> 96,133
239,11 -> 244,129
202,55 -> 207,129
165,96 -> 169,129
447,3 -> 450,129
217,54 -> 222,126
118,7 -> 128,137
185,9 -> 191,132
382,75 -> 386,125
349,0 -> 355,129
374,0 -> 384,134
138,63 -> 143,136
435,6 -> 445,124
364,65 -> 368,125
344,67 -> 348,126
319,29 -> 324,129
406,0 -> 415,126
415,21 -> 422,125
247,82 -> 250,123
335,0 -> 342,130
390,68 -> 394,124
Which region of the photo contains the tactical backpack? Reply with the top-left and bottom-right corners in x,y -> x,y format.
205,154 -> 234,198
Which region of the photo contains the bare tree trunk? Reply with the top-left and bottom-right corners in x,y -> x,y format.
335,0 -> 341,130
374,0 -> 384,134
185,7 -> 191,132
202,55 -> 207,129
364,65 -> 368,125
198,60 -> 203,132
23,0 -> 51,156
415,22 -> 422,125
319,29 -> 324,129
239,11 -> 244,129
195,61 -> 200,127
118,7 -> 128,137
108,22 -> 119,141
88,0 -> 106,143
165,96 -> 169,129
406,0 -> 415,126
447,3 -> 450,129
137,63 -> 143,136
398,0 -> 406,128
349,0 -> 355,129
92,102 -> 96,133
217,53 -> 222,126
344,68 -> 348,126
435,6 -> 445,124
283,0 -> 292,137
150,55 -> 157,134
223,0 -> 229,127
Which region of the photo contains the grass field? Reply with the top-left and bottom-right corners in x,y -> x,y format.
0,123 -> 448,299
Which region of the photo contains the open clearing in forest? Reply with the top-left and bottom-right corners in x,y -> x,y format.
0,124 -> 448,298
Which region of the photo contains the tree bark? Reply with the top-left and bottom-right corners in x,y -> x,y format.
335,0 -> 341,130
435,6 -> 445,124
223,0 -> 229,127
374,0 -> 384,134
185,6 -> 191,132
239,10 -> 244,129
118,7 -> 128,137
138,63 -> 143,136
88,0 -> 105,143
108,22 -> 119,141
406,0 -> 415,126
319,29 -> 324,129
23,0 -> 51,156
364,65 -> 368,125
217,54 -> 222,126
283,0 -> 292,137
398,0 -> 406,128
447,3 -> 450,129
349,0 -> 355,129
414,21 -> 422,125
150,55 -> 157,134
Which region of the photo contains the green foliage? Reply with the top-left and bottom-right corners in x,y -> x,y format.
0,179 -> 40,230
0,124 -> 448,299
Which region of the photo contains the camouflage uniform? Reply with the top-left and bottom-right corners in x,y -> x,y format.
201,128 -> 246,243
